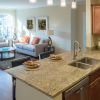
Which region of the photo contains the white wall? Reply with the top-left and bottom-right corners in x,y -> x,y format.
76,4 -> 86,49
71,9 -> 77,50
71,3 -> 86,50
16,6 -> 72,53
0,6 -> 86,52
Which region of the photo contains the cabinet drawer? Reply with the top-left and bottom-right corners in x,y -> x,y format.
89,68 -> 100,84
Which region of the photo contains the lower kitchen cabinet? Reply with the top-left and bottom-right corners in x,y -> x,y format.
88,69 -> 100,100
88,78 -> 100,100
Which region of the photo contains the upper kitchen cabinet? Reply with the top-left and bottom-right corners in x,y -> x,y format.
92,5 -> 100,34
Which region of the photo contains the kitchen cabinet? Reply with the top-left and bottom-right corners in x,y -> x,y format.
88,69 -> 100,100
92,5 -> 100,34
63,77 -> 89,100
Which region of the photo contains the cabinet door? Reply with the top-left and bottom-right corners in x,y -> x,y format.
92,5 -> 100,34
89,77 -> 100,100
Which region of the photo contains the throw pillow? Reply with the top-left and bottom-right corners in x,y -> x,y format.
31,37 -> 40,45
19,36 -> 30,43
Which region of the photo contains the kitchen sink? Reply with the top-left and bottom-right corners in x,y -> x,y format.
69,57 -> 100,69
69,62 -> 91,69
77,57 -> 100,65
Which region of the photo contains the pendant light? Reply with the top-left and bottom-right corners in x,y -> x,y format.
61,0 -> 66,7
72,0 -> 77,9
29,0 -> 36,3
47,0 -> 53,6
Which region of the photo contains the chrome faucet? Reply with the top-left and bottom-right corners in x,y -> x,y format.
73,41 -> 81,60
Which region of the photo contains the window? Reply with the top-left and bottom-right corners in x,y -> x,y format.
0,14 -> 14,39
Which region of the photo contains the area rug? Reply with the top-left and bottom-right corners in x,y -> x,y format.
0,53 -> 36,70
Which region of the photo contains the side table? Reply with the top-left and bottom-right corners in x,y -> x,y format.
44,46 -> 55,53
39,46 -> 55,59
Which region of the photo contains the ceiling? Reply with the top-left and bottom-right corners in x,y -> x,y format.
0,0 -> 85,9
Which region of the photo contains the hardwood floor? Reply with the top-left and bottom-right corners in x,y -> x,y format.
0,70 -> 12,100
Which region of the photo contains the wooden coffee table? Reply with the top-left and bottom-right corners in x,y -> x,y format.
0,47 -> 16,60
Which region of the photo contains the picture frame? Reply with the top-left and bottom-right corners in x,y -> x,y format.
26,18 -> 35,30
36,16 -> 48,32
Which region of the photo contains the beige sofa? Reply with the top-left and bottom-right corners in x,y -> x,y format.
15,37 -> 48,57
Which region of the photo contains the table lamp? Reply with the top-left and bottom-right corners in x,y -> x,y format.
47,30 -> 54,47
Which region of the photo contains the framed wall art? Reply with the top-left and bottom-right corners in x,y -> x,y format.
36,16 -> 48,32
26,18 -> 35,30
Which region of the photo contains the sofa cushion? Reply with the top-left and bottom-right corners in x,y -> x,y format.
31,37 -> 40,45
15,43 -> 25,49
19,36 -> 30,43
22,44 -> 35,52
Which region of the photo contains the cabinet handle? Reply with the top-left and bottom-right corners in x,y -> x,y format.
76,87 -> 83,94
76,90 -> 80,94
76,89 -> 81,94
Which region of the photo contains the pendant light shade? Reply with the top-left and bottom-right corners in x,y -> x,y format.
61,0 -> 66,7
29,0 -> 77,9
47,0 -> 53,6
29,0 -> 36,3
72,0 -> 77,9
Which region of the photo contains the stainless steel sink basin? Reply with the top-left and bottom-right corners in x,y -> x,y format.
69,62 -> 91,69
69,57 -> 100,69
77,57 -> 100,65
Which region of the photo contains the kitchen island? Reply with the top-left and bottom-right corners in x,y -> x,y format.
6,50 -> 100,100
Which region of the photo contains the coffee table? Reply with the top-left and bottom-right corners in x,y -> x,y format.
0,47 -> 16,60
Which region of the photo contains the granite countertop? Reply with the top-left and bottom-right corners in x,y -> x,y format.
6,50 -> 100,97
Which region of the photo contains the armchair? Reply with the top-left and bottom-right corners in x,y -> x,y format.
0,39 -> 9,47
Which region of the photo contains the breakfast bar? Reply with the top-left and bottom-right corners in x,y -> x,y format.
6,51 -> 100,100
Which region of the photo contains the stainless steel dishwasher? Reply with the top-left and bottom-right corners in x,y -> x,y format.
63,77 -> 89,100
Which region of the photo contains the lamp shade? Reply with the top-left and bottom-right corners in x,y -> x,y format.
72,1 -> 77,9
61,0 -> 66,7
47,0 -> 53,6
29,0 -> 36,3
47,30 -> 54,36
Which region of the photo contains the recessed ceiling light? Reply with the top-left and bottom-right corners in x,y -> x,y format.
29,0 -> 36,3
47,0 -> 53,6
61,0 -> 66,7
72,0 -> 77,9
